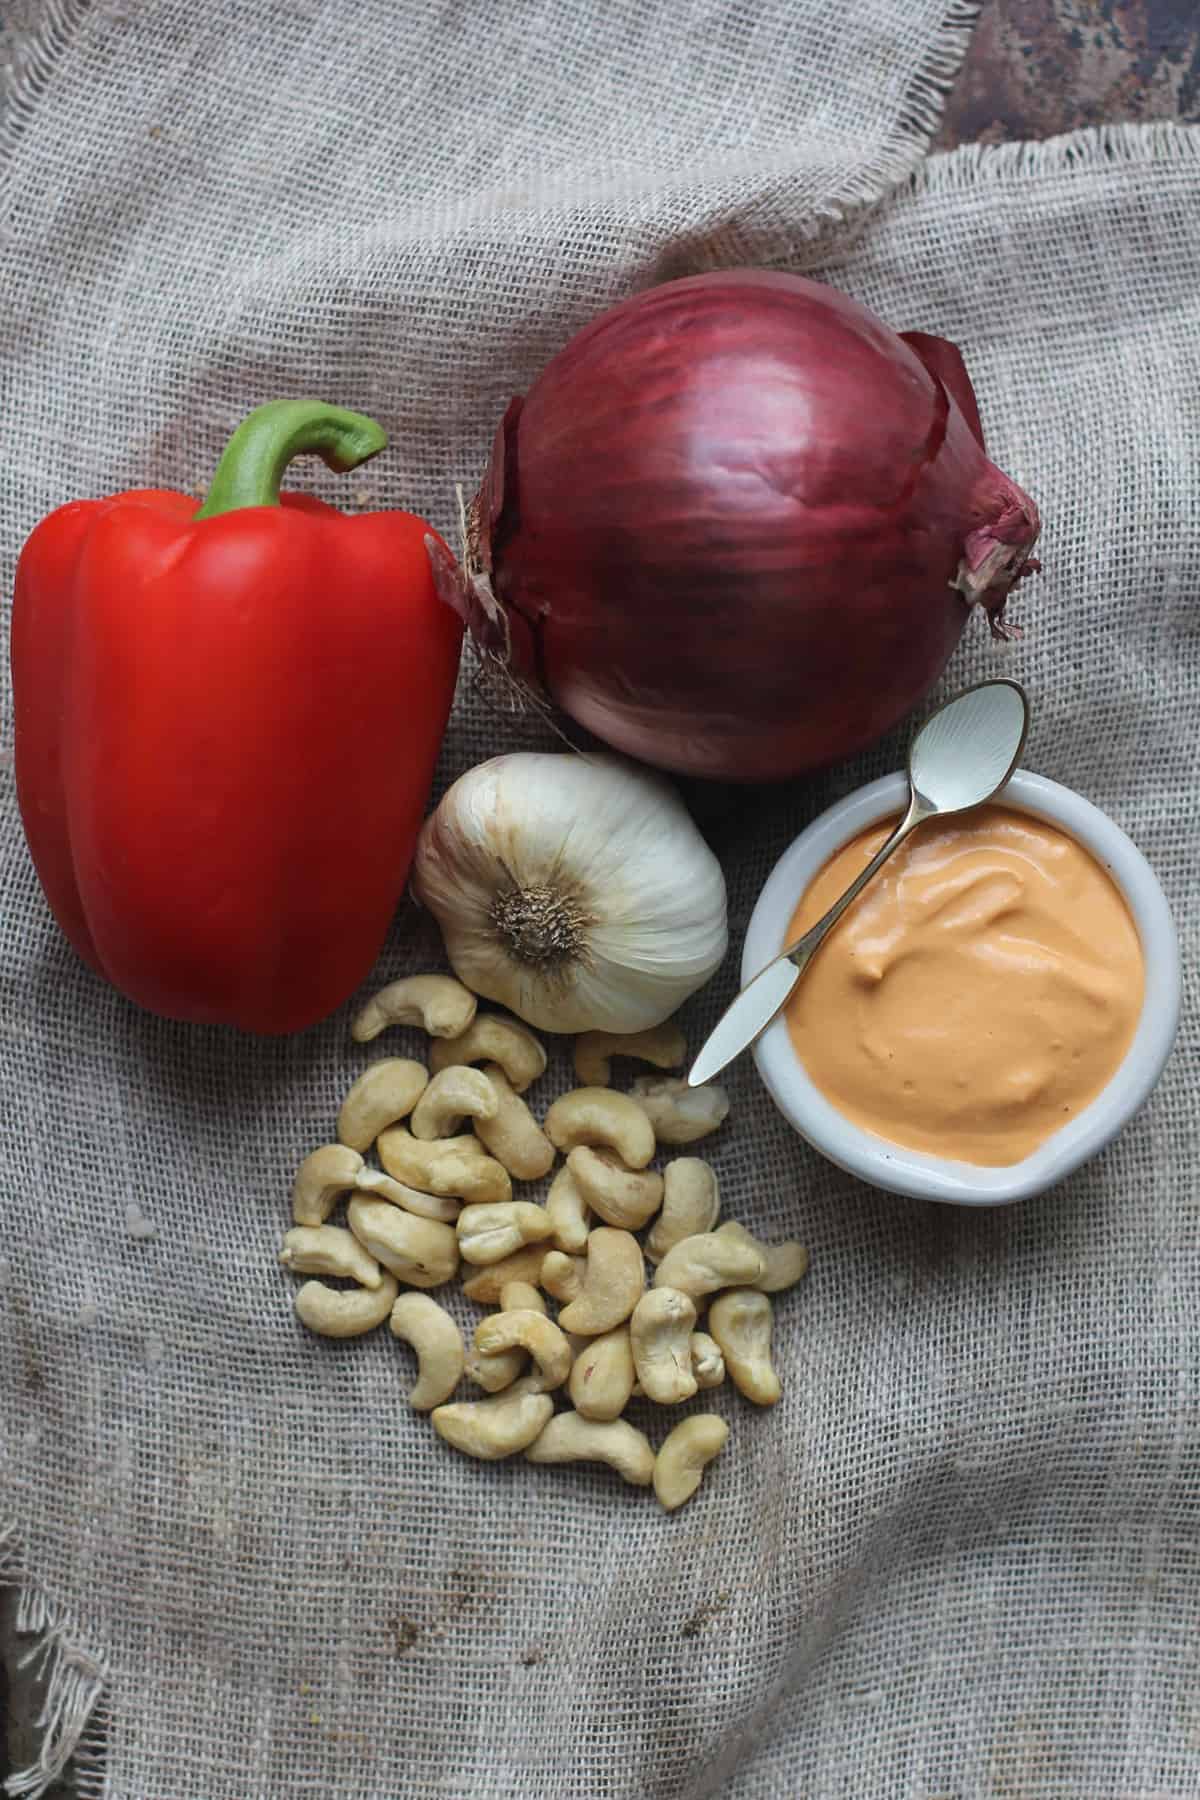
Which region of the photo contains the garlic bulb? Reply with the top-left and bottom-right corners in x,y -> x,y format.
412,753 -> 728,1034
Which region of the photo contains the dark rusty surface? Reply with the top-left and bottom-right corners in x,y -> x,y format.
939,0 -> 1200,147
3,1 -> 1198,1795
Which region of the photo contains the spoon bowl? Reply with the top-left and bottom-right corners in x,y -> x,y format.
908,677 -> 1029,813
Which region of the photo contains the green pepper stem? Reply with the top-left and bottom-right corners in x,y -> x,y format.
194,399 -> 387,518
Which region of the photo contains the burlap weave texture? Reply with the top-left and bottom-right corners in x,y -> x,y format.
0,3 -> 1196,1795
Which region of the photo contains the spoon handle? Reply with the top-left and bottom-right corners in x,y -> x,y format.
782,795 -> 931,976
685,797 -> 931,1088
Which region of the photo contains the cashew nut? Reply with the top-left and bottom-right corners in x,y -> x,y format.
460,1244 -> 549,1304
653,1414 -> 730,1511
337,1059 -> 429,1152
280,1226 -> 382,1290
464,1286 -> 536,1392
456,1201 -> 554,1266
630,1287 -> 699,1405
294,1271 -> 399,1339
708,1289 -> 781,1406
524,1411 -> 654,1486
353,1165 -> 460,1224
409,1065 -> 498,1141
652,1232 -> 766,1301
566,1145 -> 664,1232
540,1249 -> 586,1305
543,1088 -> 656,1170
690,1330 -> 726,1390
430,1013 -> 547,1092
716,1221 -> 810,1293
472,1064 -> 555,1180
629,1075 -> 730,1145
377,1127 -> 512,1205
573,1020 -> 687,1087
474,1310 -> 572,1392
645,1158 -> 720,1263
546,1164 -> 591,1254
567,1325 -> 635,1421
346,1196 -> 459,1289
498,1280 -> 546,1315
291,1144 -> 364,1226
464,1341 -> 525,1394
352,974 -> 477,1044
432,1378 -> 554,1460
389,1293 -> 465,1408
557,1228 -> 645,1335
466,1284 -> 546,1390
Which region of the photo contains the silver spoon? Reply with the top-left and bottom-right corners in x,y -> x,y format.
686,678 -> 1030,1088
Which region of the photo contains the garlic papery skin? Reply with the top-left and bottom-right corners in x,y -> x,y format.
412,753 -> 728,1034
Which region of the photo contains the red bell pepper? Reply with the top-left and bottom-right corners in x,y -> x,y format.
10,399 -> 463,1034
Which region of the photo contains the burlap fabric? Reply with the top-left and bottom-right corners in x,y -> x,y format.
1,2 -> 1197,1795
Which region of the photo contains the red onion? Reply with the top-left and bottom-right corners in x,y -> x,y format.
433,271 -> 1041,781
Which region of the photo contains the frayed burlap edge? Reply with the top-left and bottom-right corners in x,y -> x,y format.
1,1527 -> 109,1800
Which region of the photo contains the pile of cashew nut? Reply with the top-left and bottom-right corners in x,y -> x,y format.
279,976 -> 809,1513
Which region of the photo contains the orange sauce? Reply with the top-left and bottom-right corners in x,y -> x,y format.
784,805 -> 1144,1166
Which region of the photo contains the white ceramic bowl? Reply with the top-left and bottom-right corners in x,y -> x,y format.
744,770 -> 1181,1204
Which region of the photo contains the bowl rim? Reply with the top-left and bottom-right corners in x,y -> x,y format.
744,768 -> 1181,1204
